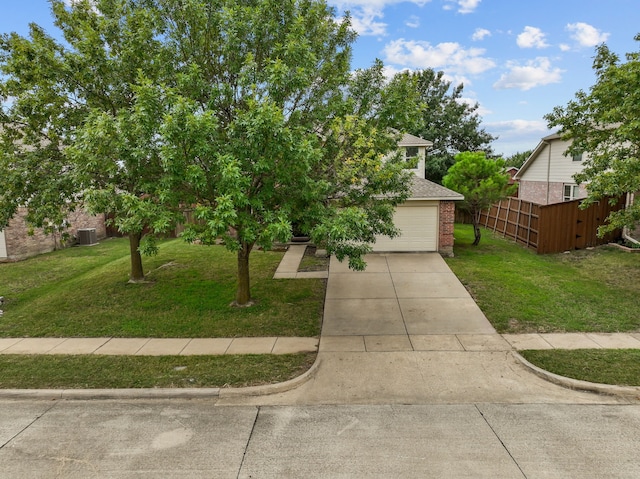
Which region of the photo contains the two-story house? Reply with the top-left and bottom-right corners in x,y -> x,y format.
514,133 -> 588,205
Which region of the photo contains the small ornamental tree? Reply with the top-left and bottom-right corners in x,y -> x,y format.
443,152 -> 516,246
545,34 -> 640,235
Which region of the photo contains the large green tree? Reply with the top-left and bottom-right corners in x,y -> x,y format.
155,0 -> 420,306
545,35 -> 640,234
392,69 -> 496,184
1,0 -> 420,305
443,151 -> 516,246
0,17 -> 81,242
0,0 -> 180,282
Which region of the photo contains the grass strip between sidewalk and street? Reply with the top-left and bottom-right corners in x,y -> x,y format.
520,349 -> 640,387
0,353 -> 316,389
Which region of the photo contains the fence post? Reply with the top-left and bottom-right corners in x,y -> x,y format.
514,198 -> 520,244
526,202 -> 533,250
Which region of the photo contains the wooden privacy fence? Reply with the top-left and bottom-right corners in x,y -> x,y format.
478,196 -> 624,254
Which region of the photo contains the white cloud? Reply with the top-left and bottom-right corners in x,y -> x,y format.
486,119 -> 552,155
456,95 -> 491,116
405,15 -> 421,28
517,26 -> 549,49
332,0 -> 431,8
489,119 -> 548,136
566,22 -> 610,47
349,7 -> 387,36
472,28 -> 491,41
331,1 -> 432,36
493,57 -> 563,91
559,43 -> 571,52
383,39 -> 496,76
443,0 -> 481,14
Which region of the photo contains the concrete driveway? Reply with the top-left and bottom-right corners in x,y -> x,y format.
220,253 -> 634,406
322,253 -> 496,346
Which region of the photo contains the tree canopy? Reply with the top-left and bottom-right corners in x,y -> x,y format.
545,34 -> 640,235
154,1 -> 420,305
1,0 -> 421,305
0,0 -> 180,282
388,69 -> 496,184
442,151 -> 515,245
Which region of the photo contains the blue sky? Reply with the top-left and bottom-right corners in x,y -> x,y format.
329,0 -> 640,155
2,0 -> 639,156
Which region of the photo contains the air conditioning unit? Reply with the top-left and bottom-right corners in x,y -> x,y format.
77,228 -> 97,245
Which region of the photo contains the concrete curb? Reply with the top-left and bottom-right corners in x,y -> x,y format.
512,351 -> 640,401
219,356 -> 321,398
0,356 -> 321,401
0,388 -> 221,400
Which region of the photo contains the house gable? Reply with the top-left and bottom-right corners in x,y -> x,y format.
515,133 -> 588,204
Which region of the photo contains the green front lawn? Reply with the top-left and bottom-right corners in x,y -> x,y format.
0,238 -> 324,388
446,224 -> 640,333
447,224 -> 640,387
0,238 -> 324,338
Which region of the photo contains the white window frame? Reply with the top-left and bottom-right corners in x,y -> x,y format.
563,184 -> 580,201
405,146 -> 419,169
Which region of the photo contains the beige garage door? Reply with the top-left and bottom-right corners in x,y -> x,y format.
372,201 -> 439,252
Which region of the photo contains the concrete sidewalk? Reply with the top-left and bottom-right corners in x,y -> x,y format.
0,336 -> 318,356
2,331 -> 639,356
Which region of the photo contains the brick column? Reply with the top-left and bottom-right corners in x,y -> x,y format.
439,201 -> 456,257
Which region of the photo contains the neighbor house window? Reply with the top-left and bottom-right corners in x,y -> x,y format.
572,151 -> 583,162
405,146 -> 419,169
563,184 -> 580,201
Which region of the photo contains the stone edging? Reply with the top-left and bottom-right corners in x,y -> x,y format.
608,242 -> 640,252
511,351 -> 640,400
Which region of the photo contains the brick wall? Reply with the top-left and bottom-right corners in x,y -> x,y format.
1,207 -> 106,262
519,180 -> 588,205
518,180 -> 557,204
439,200 -> 456,257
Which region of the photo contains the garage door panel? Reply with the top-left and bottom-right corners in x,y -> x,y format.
373,202 -> 438,252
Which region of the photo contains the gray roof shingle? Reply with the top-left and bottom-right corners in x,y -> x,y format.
408,176 -> 464,200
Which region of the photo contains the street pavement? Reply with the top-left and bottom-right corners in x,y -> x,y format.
1,401 -> 640,478
1,249 -> 639,477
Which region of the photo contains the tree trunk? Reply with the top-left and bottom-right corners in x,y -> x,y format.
234,241 -> 254,307
472,211 -> 482,246
128,232 -> 145,283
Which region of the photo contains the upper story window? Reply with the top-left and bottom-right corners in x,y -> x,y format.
405,146 -> 419,169
572,151 -> 583,162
